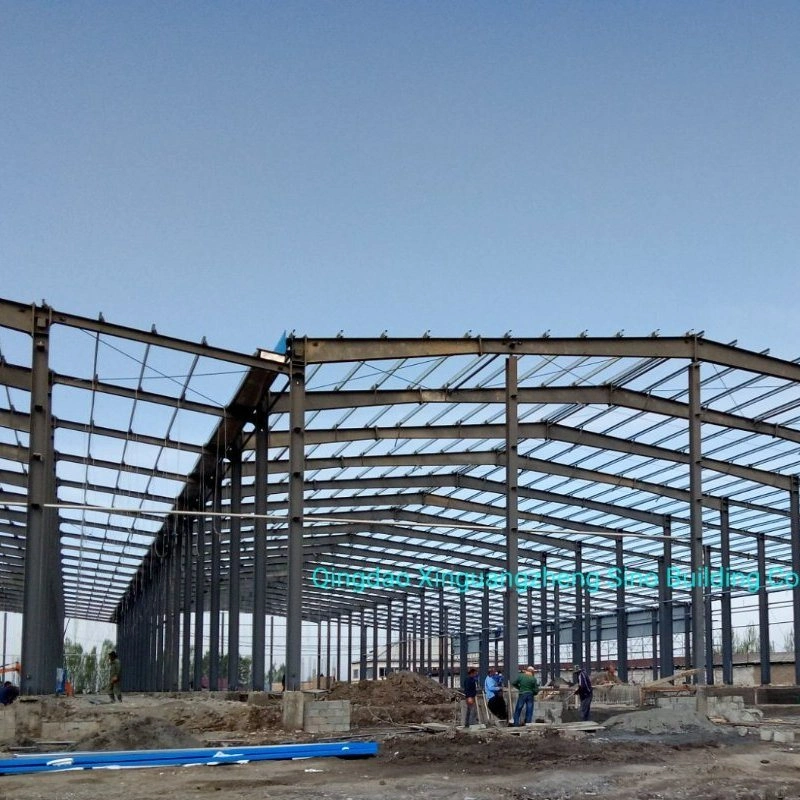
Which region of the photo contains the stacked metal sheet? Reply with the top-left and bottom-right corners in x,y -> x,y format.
0,741 -> 379,775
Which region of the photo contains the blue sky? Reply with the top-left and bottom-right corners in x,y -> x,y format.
2,1 -> 799,357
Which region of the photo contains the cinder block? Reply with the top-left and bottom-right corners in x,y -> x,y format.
772,730 -> 795,744
760,728 -> 774,741
247,692 -> 270,707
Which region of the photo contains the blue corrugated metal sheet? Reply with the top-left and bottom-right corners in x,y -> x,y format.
0,741 -> 378,775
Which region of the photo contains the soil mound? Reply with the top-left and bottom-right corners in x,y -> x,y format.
71,715 -> 204,751
328,671 -> 460,705
603,707 -> 721,735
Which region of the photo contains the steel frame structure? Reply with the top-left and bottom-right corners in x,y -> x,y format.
1,298 -> 799,693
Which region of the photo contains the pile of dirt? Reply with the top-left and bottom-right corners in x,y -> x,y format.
71,716 -> 204,751
378,729 -> 720,773
328,671 -> 461,705
603,708 -> 722,736
159,698 -> 281,733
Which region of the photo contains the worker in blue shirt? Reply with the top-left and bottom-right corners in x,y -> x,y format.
484,667 -> 507,720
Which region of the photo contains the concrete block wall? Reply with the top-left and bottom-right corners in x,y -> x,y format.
303,699 -> 351,734
0,707 -> 15,741
655,696 -> 696,711
536,700 -> 563,723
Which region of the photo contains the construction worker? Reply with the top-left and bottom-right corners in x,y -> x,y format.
573,664 -> 593,721
484,668 -> 507,720
463,667 -> 478,727
108,651 -> 122,703
511,666 -> 539,726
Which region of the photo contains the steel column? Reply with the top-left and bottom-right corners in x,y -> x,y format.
316,621 -> 322,687
651,610 -> 659,680
526,587 -> 534,667
504,356 -> 519,678
228,444 -> 242,689
385,600 -> 392,675
539,556 -> 548,682
359,608 -> 367,679
791,477 -> 800,685
480,578 -> 489,679
438,587 -> 445,682
209,477 -> 222,691
719,500 -> 733,684
659,517 -> 674,679
372,604 -> 379,679
553,585 -> 561,678
336,616 -> 342,682
757,533 -> 771,685
347,611 -> 353,683
193,515 -> 205,691
704,545 -> 714,684
286,358 -> 305,691
584,586 -> 592,670
572,545 -> 583,666
253,401 -> 269,690
181,516 -> 193,690
615,539 -> 628,681
21,309 -> 63,694
326,616 -> 332,682
459,593 -> 468,678
688,361 -> 706,681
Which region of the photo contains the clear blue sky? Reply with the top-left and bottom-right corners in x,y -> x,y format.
2,1 -> 798,356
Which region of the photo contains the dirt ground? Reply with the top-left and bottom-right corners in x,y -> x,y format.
1,677 -> 799,799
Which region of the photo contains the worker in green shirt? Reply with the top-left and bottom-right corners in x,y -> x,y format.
511,665 -> 539,726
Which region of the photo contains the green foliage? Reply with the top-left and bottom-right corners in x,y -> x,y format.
732,624 -> 759,656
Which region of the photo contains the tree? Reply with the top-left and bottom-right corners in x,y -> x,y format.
732,625 -> 759,657
783,629 -> 794,653
83,646 -> 98,693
